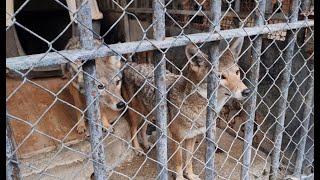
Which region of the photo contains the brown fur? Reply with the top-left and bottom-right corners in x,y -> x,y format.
122,38 -> 249,179
122,62 -> 179,152
63,37 -> 125,133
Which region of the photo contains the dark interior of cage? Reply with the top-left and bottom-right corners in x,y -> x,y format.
6,0 -> 313,177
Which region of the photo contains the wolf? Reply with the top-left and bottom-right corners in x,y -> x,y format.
122,37 -> 250,179
62,37 -> 125,134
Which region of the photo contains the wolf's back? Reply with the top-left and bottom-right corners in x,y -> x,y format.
122,62 -> 179,110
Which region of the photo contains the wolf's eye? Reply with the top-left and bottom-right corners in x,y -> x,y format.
236,70 -> 240,75
98,84 -> 104,90
116,80 -> 121,86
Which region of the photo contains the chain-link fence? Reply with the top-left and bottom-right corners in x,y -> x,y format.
6,0 -> 314,179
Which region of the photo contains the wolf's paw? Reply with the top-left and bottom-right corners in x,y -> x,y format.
142,140 -> 153,150
102,126 -> 114,134
77,124 -> 86,134
134,146 -> 145,156
184,173 -> 201,180
92,12 -> 103,20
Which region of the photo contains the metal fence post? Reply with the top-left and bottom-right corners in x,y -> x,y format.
294,61 -> 314,175
297,0 -> 311,46
240,0 -> 266,180
76,0 -> 107,179
152,0 -> 168,179
269,0 -> 300,179
6,110 -> 21,180
205,0 -> 221,179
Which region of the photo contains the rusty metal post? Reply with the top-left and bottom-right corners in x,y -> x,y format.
152,0 -> 168,179
76,0 -> 107,179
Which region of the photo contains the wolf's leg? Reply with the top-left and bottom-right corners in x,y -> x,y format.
69,84 -> 86,134
128,108 -> 144,156
101,108 -> 113,133
141,122 -> 153,149
184,137 -> 200,180
172,135 -> 185,180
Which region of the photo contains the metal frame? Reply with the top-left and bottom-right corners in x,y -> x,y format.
6,0 -> 314,179
6,20 -> 313,71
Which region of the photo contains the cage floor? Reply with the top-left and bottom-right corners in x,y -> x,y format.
110,129 -> 272,180
6,76 -> 86,158
20,127 -> 277,180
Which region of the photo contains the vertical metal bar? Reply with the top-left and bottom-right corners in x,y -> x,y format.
6,110 -> 21,180
152,0 -> 167,179
205,0 -> 221,179
269,0 -> 300,179
121,0 -> 132,61
265,0 -> 273,13
301,0 -> 311,13
241,1 -> 266,180
76,0 -> 106,179
297,0 -> 311,46
233,0 -> 241,27
134,0 -> 138,9
234,0 -> 241,12
294,62 -> 314,175
122,0 -> 131,43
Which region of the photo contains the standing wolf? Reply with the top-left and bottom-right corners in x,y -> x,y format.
63,37 -> 125,133
122,37 -> 250,179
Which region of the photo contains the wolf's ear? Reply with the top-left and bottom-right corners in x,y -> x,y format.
185,44 -> 208,72
229,37 -> 244,60
107,55 -> 122,69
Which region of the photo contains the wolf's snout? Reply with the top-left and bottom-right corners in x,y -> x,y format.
241,89 -> 251,97
116,102 -> 126,109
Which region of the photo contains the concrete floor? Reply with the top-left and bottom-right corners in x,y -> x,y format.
20,117 -> 288,180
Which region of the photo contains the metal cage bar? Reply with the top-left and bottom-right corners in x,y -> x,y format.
294,62 -> 314,175
76,0 -> 107,179
240,0 -> 266,179
294,0 -> 313,175
269,0 -> 301,179
205,0 -> 221,179
6,20 -> 313,71
6,110 -> 21,180
152,0 -> 168,179
297,0 -> 311,46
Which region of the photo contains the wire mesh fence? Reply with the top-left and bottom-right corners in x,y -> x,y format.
6,0 -> 314,179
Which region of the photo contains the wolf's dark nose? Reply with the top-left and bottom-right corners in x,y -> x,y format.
241,89 -> 251,97
116,102 -> 126,109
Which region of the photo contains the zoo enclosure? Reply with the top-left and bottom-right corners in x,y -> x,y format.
6,0 -> 314,179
